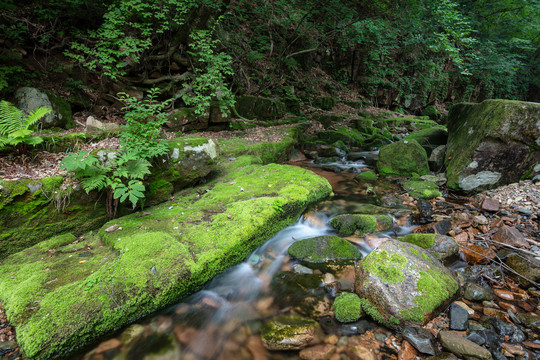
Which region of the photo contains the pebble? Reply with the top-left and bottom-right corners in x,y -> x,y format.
401,326 -> 437,355
464,283 -> 494,301
449,303 -> 469,331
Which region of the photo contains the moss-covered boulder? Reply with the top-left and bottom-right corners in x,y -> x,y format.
0,162 -> 332,359
402,180 -> 442,199
330,214 -> 393,236
445,100 -> 540,192
399,234 -> 459,265
14,87 -> 74,129
288,235 -> 362,265
235,95 -> 286,120
334,292 -> 363,323
403,126 -> 447,156
355,171 -> 378,182
377,139 -> 429,177
261,315 -> 323,351
317,127 -> 364,147
355,239 -> 459,328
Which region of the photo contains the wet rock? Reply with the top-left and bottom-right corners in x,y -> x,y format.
319,316 -> 374,336
288,236 -> 363,264
481,198 -> 500,212
0,340 -> 17,356
516,313 -> 540,332
428,145 -> 447,172
299,343 -> 336,360
324,281 -> 341,298
481,316 -> 527,343
355,239 -> 459,328
121,324 -> 146,345
464,283 -> 494,302
261,315 -> 323,351
504,253 -> 540,287
413,199 -> 433,224
123,333 -> 181,360
445,100 -> 540,192
438,330 -> 492,360
433,220 -> 452,235
330,214 -> 393,237
400,233 -> 458,265
333,292 -> 363,323
294,263 -> 314,275
427,352 -> 458,360
461,244 -> 497,265
401,326 -> 437,355
449,302 -> 469,330
493,226 -> 530,249
402,180 -> 442,199
377,139 -> 429,177
270,271 -> 328,317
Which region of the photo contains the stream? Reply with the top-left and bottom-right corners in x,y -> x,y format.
78,155 -> 416,360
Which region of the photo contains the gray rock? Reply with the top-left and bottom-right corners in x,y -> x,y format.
355,239 -> 459,328
399,233 -> 458,265
15,87 -> 73,129
86,116 -> 120,131
446,100 -> 540,192
319,316 -> 375,336
402,326 -> 437,355
481,316 -> 526,343
516,313 -> 540,332
429,145 -> 447,172
464,283 -> 494,301
261,315 -> 323,351
449,302 -> 469,330
438,330 -> 492,360
293,263 -> 314,275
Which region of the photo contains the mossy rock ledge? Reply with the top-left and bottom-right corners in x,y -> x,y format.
445,99 -> 540,192
354,239 -> 459,328
0,161 -> 332,359
330,214 -> 393,237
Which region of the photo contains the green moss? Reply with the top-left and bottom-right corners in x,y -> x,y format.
362,250 -> 407,284
330,214 -> 392,236
334,292 -> 362,323
317,127 -> 364,147
355,171 -> 378,182
287,235 -> 362,264
388,316 -> 400,326
399,268 -> 459,323
261,315 -> 319,348
377,139 -> 429,177
408,247 -> 420,256
358,298 -> 384,324
402,180 -> 441,199
401,234 -> 436,249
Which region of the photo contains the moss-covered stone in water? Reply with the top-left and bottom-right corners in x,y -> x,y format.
355,171 -> 378,182
288,235 -> 362,264
358,298 -> 384,324
403,126 -> 447,156
377,139 -> 429,177
330,214 -> 393,237
361,250 -> 407,284
399,269 -> 459,323
402,180 -> 442,199
334,292 -> 362,323
401,234 -> 436,249
317,127 -> 365,147
261,315 -> 322,351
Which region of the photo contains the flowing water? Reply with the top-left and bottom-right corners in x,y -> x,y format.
78,157 -> 416,360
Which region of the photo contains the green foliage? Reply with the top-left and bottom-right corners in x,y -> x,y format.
118,88 -> 172,159
60,150 -> 151,217
183,19 -> 235,117
0,100 -> 50,151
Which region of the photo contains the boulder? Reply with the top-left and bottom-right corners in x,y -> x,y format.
355,239 -> 459,328
399,234 -> 458,265
333,292 -> 363,323
377,139 -> 429,177
445,100 -> 540,192
428,145 -> 446,172
261,315 -> 323,350
317,127 -> 364,147
403,126 -> 447,156
14,87 -> 74,129
166,108 -> 207,132
330,214 -> 393,237
235,95 -> 286,120
401,180 -> 442,199
288,235 -> 363,265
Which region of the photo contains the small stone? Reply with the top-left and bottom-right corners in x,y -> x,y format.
322,273 -> 336,284
449,303 -> 469,331
481,198 -> 500,212
261,315 -> 323,351
401,326 -> 437,355
293,263 -> 314,275
464,283 -> 494,302
516,313 -> 540,332
493,289 -> 514,301
493,225 -> 530,249
454,301 -> 474,316
104,224 -> 119,232
516,207 -> 532,215
299,343 -> 336,360
398,340 -> 419,360
438,330 -> 491,360
474,215 -> 489,225
461,245 -> 496,265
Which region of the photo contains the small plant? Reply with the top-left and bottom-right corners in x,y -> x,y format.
118,88 -> 172,160
0,100 -> 50,152
60,150 -> 151,218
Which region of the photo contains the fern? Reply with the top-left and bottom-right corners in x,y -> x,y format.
0,100 -> 51,151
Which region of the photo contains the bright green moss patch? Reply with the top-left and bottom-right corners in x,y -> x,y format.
358,298 -> 384,324
401,234 -> 436,249
399,268 -> 459,323
261,315 -> 320,350
330,214 -> 393,236
402,180 -> 441,199
0,161 -> 332,359
334,292 -> 362,323
287,235 -> 362,264
355,171 -> 378,182
362,250 -> 407,284
377,139 -> 429,177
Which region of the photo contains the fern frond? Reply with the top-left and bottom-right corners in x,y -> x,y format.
26,107 -> 52,129
0,100 -> 24,136
123,159 -> 151,179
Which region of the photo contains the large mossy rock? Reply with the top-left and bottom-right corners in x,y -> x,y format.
317,127 -> 365,147
399,234 -> 459,265
355,239 -> 459,328
235,95 -> 286,120
377,139 -> 429,177
445,99 -> 540,192
288,235 -> 362,265
330,214 -> 393,236
0,161 -> 332,359
403,126 -> 447,156
14,87 -> 74,129
402,180 -> 441,199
